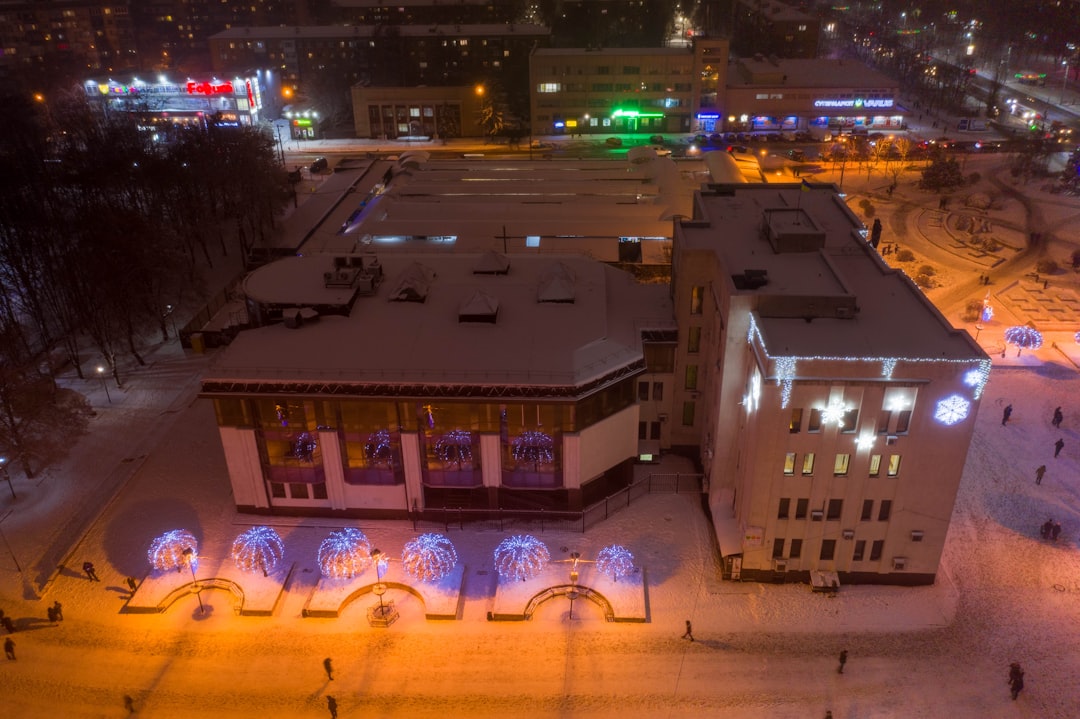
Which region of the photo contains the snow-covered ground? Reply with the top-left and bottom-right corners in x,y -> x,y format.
2,157 -> 1080,718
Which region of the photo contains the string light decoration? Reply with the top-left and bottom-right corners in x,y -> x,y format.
747,315 -> 992,401
512,430 -> 555,466
881,358 -> 898,378
775,357 -> 797,409
934,394 -> 971,425
1075,330 -> 1080,344
435,429 -> 473,466
148,529 -> 198,572
318,528 -> 373,580
596,544 -> 635,582
401,533 -> 458,582
494,535 -> 550,582
231,526 -> 285,576
290,431 -> 318,462
981,303 -> 993,323
1003,326 -> 1043,355
364,429 -> 393,466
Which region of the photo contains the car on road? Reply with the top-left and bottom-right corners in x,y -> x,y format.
788,149 -> 807,162
651,145 -> 673,156
649,134 -> 665,144
310,157 -> 329,173
605,137 -> 623,147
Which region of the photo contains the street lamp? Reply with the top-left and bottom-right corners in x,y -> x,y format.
96,365 -> 111,403
0,456 -> 14,500
371,548 -> 387,613
182,547 -> 205,614
1062,59 -> 1071,105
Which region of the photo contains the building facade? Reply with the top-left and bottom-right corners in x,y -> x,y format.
732,0 -> 820,60
83,74 -> 267,130
670,183 -> 988,585
200,253 -> 676,518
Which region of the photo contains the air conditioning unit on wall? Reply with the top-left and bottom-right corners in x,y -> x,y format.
892,557 -> 907,570
773,559 -> 787,572
842,529 -> 855,539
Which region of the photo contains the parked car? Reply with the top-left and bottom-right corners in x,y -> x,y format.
736,132 -> 752,143
788,148 -> 807,162
649,134 -> 665,144
723,132 -> 738,143
652,145 -> 673,156
605,137 -> 623,147
310,156 -> 329,173
709,133 -> 724,144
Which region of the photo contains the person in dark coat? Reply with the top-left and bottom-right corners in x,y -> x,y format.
1009,662 -> 1023,684
1052,521 -> 1062,541
838,649 -> 848,674
323,657 -> 334,680
1052,406 -> 1063,428
1,615 -> 14,633
1035,465 -> 1047,485
327,696 -> 338,719
126,577 -> 139,594
52,601 -> 63,621
47,606 -> 56,624
1002,404 -> 1013,426
1041,519 -> 1054,539
1010,669 -> 1025,699
83,561 -> 99,581
4,637 -> 14,660
1054,438 -> 1065,458
682,619 -> 694,641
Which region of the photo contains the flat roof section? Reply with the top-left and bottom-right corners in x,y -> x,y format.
205,254 -> 675,391
729,58 -> 899,90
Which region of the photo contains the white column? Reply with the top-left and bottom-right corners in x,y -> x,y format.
399,433 -> 425,511
317,430 -> 347,510
220,427 -> 268,509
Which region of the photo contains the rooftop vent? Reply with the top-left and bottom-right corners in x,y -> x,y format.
473,250 -> 510,275
458,290 -> 500,323
388,262 -> 436,303
537,262 -> 575,303
732,269 -> 768,290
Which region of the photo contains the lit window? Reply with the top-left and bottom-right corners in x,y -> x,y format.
869,454 -> 881,477
690,286 -> 704,314
833,453 -> 850,476
783,452 -> 796,476
685,365 -> 698,390
887,454 -> 901,477
537,82 -> 560,93
801,452 -> 815,475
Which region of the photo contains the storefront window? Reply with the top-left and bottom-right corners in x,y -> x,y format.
254,398 -> 326,494
501,404 -> 564,489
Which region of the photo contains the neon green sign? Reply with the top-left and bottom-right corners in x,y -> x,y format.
611,109 -> 665,119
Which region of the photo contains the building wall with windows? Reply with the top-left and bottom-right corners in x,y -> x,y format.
672,183 -> 988,585
528,39 -> 729,136
200,253 -> 676,518
350,85 -> 480,139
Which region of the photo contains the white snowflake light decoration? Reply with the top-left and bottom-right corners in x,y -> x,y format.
318,528 -> 373,580
596,544 -> 635,582
821,401 -> 848,426
402,533 -> 458,582
231,526 -> 285,576
148,529 -> 198,572
934,394 -> 971,426
494,535 -> 550,582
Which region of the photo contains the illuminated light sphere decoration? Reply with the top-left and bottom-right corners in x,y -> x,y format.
596,544 -> 635,582
290,431 -> 318,462
934,394 -> 971,426
318,528 -> 373,580
401,533 -> 458,582
1003,325 -> 1043,355
148,529 -> 198,572
231,526 -> 285,576
364,429 -> 393,466
512,430 -> 555,466
494,534 -> 550,582
435,429 -> 473,466
1074,330 -> 1080,344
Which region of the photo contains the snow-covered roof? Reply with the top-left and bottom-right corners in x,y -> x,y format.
203,254 -> 675,393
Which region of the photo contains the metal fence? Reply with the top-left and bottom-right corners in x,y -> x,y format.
412,472 -> 704,534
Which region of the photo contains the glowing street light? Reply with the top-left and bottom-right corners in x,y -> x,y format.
96,365 -> 111,403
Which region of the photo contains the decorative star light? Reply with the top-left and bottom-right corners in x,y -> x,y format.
934,394 -> 971,425
318,528 -> 372,580
401,533 -> 458,582
148,529 -> 199,572
231,526 -> 285,576
745,367 -> 762,413
887,396 -> 909,412
821,401 -> 848,425
855,433 -> 876,449
494,535 -> 550,582
596,544 -> 635,582
963,369 -> 983,387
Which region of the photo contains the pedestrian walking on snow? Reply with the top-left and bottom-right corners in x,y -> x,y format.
1054,438 -> 1065,458
1035,464 -> 1046,485
47,606 -> 57,624
126,577 -> 138,594
1010,669 -> 1025,700
682,619 -> 694,641
838,649 -> 848,674
323,657 -> 334,680
52,601 -> 63,621
82,561 -> 99,581
327,696 -> 339,719
123,695 -> 135,714
1009,662 -> 1023,684
1002,404 -> 1013,426
1052,521 -> 1062,541
1052,406 -> 1063,428
4,637 -> 14,660
1041,519 -> 1053,539
1,615 -> 14,633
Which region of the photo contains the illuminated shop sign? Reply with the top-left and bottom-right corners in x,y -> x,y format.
813,98 -> 894,109
611,109 -> 665,119
697,113 -> 721,120
186,81 -> 236,96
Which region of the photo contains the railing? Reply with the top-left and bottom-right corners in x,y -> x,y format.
412,472 -> 703,534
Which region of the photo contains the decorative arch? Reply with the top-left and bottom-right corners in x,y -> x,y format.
522,584 -> 614,622
158,577 -> 246,615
